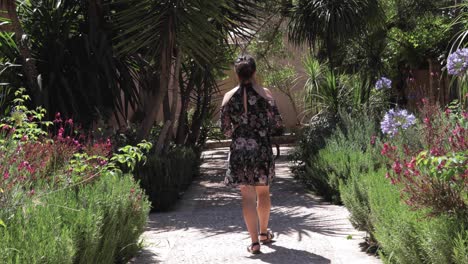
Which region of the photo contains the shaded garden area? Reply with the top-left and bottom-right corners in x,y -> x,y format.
0,0 -> 467,263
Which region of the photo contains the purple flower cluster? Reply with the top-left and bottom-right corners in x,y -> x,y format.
447,48 -> 468,76
381,109 -> 416,137
375,77 -> 392,90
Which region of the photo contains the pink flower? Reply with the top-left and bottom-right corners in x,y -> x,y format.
381,143 -> 390,155
436,160 -> 446,171
29,189 -> 35,196
370,135 -> 376,146
392,161 -> 402,174
463,111 -> 468,119
445,108 -> 451,116
424,117 -> 430,125
58,127 -> 64,139
54,112 -> 62,123
3,171 -> 9,180
66,119 -> 74,125
430,148 -> 441,156
407,158 -> 416,170
18,161 -> 30,171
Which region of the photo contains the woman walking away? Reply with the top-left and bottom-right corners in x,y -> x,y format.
220,55 -> 283,254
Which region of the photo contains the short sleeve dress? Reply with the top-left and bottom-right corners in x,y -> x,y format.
220,84 -> 283,186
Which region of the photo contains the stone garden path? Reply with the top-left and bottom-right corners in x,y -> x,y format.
131,147 -> 381,264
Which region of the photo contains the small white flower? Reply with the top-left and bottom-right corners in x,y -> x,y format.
248,95 -> 258,105
235,138 -> 247,150
246,138 -> 258,150
241,114 -> 248,124
259,130 -> 266,137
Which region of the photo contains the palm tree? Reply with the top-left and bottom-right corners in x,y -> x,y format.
287,0 -> 382,70
112,0 -> 261,140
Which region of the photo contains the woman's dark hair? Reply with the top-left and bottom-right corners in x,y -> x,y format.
235,55 -> 256,83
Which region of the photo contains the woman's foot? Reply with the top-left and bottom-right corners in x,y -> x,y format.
259,230 -> 274,244
247,242 -> 261,254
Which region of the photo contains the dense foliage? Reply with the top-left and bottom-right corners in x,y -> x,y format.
294,99 -> 468,263
0,90 -> 151,263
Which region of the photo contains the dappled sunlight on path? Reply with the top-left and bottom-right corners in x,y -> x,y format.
130,147 -> 381,264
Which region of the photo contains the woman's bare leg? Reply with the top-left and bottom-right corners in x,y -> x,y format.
255,186 -> 271,236
240,185 -> 260,250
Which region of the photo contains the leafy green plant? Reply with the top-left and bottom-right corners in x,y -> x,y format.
109,141 -> 153,173
0,90 -> 151,263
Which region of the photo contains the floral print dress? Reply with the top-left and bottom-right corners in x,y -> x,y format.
220,85 -> 283,186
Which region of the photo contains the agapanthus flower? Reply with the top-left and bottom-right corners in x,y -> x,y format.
375,77 -> 392,90
381,109 -> 416,137
447,48 -> 468,76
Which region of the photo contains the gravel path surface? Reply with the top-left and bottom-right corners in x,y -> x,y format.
130,147 -> 381,264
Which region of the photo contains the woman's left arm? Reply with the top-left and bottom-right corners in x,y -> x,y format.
267,98 -> 284,134
220,104 -> 233,138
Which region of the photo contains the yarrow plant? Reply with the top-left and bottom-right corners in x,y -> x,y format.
375,76 -> 392,90
380,109 -> 416,137
447,48 -> 468,76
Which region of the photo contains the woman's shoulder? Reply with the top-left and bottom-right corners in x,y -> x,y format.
263,87 -> 273,97
221,86 -> 240,106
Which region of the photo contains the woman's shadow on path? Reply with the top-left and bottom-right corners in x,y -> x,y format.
248,244 -> 331,264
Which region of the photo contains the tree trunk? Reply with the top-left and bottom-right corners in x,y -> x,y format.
163,89 -> 171,121
5,0 -> 41,105
186,83 -> 203,147
155,120 -> 172,155
163,48 -> 182,153
175,64 -> 195,145
187,71 -> 211,147
137,16 -> 175,141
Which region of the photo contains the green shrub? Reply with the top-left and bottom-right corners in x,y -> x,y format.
453,230 -> 468,264
0,172 -> 150,264
298,111 -> 378,203
0,90 -> 151,263
340,168 -> 386,242
367,169 -> 465,264
135,146 -> 200,211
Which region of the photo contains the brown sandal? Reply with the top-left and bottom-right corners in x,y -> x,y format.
247,242 -> 261,254
259,230 -> 274,244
